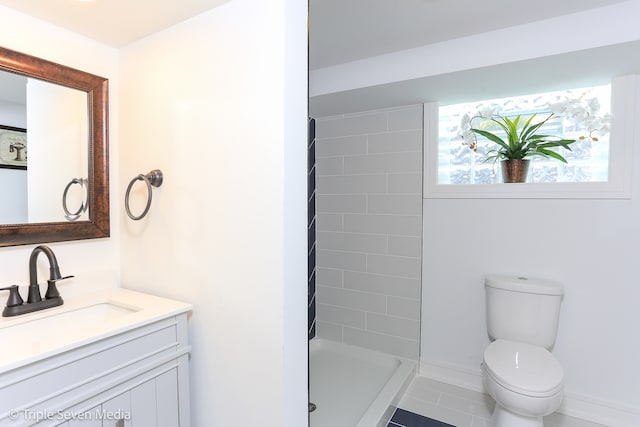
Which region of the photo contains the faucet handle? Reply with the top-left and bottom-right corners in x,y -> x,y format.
48,275 -> 74,284
0,285 -> 24,307
45,275 -> 74,299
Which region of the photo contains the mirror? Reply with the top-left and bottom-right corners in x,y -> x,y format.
0,46 -> 109,247
0,71 -> 90,224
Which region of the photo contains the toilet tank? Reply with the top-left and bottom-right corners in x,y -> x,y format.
485,275 -> 564,348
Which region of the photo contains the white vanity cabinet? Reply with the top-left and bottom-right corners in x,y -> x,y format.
64,368 -> 179,427
0,290 -> 192,427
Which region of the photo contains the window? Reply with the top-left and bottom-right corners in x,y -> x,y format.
438,86 -> 610,185
424,75 -> 637,199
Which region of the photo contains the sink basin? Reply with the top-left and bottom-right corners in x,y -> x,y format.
0,302 -> 139,345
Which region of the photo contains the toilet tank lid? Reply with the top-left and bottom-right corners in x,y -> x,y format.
485,275 -> 564,296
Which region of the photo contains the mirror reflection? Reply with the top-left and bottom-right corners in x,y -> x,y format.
0,70 -> 89,224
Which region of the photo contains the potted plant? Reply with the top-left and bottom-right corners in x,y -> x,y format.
460,112 -> 576,183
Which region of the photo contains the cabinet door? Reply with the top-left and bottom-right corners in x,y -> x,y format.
67,406 -> 102,427
130,379 -> 157,427
156,369 -> 179,427
101,391 -> 131,427
60,369 -> 180,427
130,369 -> 180,427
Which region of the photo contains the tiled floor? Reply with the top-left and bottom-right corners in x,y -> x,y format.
389,408 -> 454,426
392,377 -> 608,427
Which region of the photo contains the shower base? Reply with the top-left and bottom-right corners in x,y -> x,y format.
309,338 -> 416,427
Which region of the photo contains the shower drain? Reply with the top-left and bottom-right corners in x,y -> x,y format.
309,403 -> 317,412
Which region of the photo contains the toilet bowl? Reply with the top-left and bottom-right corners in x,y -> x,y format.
483,275 -> 565,427
483,339 -> 564,427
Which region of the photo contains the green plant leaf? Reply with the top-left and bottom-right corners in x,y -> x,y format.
520,113 -> 554,142
534,148 -> 568,163
501,116 -> 520,147
467,111 -> 576,163
518,114 -> 537,141
537,139 -> 575,150
470,128 -> 509,151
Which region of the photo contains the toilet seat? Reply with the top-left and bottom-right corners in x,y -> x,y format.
483,339 -> 564,397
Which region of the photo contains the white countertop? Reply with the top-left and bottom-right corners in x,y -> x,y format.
0,288 -> 192,373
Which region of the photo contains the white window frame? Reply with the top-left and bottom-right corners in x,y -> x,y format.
423,75 -> 638,199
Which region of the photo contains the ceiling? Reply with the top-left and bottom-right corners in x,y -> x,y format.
0,0 -> 624,64
0,0 -> 230,47
309,0 -> 640,116
309,0 -> 628,70
0,0 -> 635,116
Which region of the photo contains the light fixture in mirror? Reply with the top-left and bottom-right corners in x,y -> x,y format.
0,46 -> 109,247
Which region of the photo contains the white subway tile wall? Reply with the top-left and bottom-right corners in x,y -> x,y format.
315,105 -> 423,359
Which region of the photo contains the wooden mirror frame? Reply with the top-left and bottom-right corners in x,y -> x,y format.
0,46 -> 109,247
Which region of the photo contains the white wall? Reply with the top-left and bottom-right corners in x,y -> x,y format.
0,99 -> 26,128
27,79 -> 88,223
422,192 -> 640,423
0,6 -> 120,301
418,59 -> 640,427
118,0 -> 308,425
0,169 -> 27,223
412,12 -> 640,427
0,2 -> 308,426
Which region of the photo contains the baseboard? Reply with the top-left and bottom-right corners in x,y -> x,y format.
419,358 -> 484,392
558,391 -> 640,427
420,359 -> 640,427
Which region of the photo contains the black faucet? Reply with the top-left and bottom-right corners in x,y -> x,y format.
0,245 -> 73,317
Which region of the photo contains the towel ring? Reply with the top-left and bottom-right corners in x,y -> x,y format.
125,169 -> 163,221
62,178 -> 88,221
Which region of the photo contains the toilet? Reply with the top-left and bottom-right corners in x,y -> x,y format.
482,275 -> 565,427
